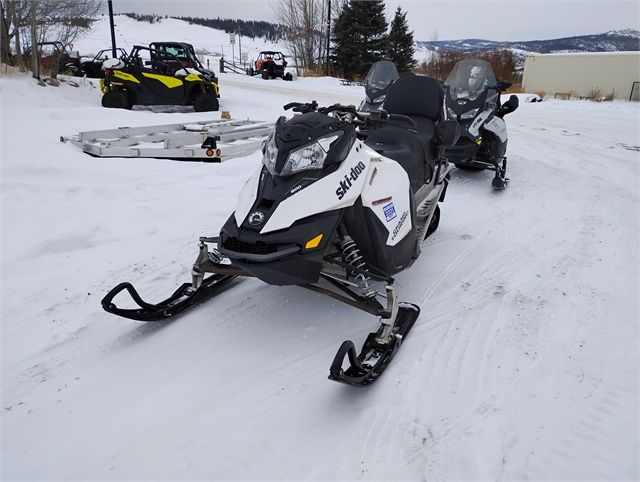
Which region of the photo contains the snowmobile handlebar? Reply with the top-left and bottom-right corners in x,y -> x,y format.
386,113 -> 417,128
282,101 -> 417,132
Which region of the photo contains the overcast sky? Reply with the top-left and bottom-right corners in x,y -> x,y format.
109,1 -> 639,42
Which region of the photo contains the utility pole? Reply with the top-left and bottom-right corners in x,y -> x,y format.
237,26 -> 242,68
30,0 -> 38,78
108,0 -> 117,57
325,0 -> 331,76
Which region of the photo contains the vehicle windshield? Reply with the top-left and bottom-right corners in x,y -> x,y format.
364,60 -> 399,96
152,44 -> 201,67
445,59 -> 498,101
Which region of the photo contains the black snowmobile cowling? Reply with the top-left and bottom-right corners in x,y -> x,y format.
101,75 -> 462,387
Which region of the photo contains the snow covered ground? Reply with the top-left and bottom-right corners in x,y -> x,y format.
2,16 -> 639,482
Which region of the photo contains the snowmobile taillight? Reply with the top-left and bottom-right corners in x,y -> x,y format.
305,234 -> 323,250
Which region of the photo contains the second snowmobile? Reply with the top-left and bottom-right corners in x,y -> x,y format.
443,58 -> 519,189
101,75 -> 461,386
358,60 -> 400,112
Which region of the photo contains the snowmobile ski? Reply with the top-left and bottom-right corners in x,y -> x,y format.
329,302 -> 420,387
101,273 -> 237,322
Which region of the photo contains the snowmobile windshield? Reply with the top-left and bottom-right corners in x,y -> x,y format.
364,61 -> 399,102
445,59 -> 498,101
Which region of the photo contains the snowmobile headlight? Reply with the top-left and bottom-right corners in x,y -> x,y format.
261,129 -> 279,175
460,108 -> 480,120
447,107 -> 458,119
372,94 -> 386,104
280,132 -> 342,176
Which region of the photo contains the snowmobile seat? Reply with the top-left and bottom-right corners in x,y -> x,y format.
364,124 -> 426,194
383,75 -> 445,169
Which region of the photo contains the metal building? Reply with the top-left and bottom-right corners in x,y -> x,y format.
522,52 -> 640,100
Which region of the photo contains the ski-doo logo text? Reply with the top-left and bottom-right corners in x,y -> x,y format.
391,211 -> 409,241
248,211 -> 265,226
336,161 -> 366,200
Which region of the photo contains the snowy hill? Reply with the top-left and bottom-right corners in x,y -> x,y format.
74,15 -> 290,66
1,14 -> 639,481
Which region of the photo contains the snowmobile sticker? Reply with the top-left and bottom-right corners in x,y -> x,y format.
383,202 -> 397,222
248,211 -> 265,225
369,166 -> 378,185
371,196 -> 392,206
335,161 -> 366,200
391,211 -> 409,241
468,108 -> 492,137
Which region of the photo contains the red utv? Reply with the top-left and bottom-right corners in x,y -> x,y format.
248,51 -> 292,81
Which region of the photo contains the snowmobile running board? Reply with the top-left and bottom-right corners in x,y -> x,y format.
61,118 -> 274,162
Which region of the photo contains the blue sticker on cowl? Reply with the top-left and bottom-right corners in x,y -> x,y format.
383,202 -> 397,222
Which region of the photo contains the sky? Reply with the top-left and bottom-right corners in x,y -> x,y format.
108,0 -> 639,42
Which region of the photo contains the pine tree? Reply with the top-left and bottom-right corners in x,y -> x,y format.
331,0 -> 388,80
387,6 -> 416,73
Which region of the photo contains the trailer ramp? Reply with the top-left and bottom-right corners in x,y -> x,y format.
61,118 -> 273,162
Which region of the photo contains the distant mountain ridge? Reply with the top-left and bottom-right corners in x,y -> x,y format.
417,30 -> 640,54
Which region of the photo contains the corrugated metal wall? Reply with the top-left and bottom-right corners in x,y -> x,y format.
522,52 -> 640,100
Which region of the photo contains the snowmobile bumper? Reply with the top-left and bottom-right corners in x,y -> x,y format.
218,211 -> 342,286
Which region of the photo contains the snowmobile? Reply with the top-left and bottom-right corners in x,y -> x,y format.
101,75 -> 461,386
358,60 -> 400,112
443,58 -> 519,189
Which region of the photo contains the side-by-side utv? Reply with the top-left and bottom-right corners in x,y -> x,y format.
100,45 -> 219,112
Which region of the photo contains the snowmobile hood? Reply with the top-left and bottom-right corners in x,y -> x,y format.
270,113 -> 356,175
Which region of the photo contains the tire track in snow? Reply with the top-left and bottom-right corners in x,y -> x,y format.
389,307 -> 597,480
336,163 -> 529,477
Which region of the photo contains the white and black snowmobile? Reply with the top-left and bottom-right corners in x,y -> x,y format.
443,58 -> 519,189
357,60 -> 400,112
101,75 -> 461,387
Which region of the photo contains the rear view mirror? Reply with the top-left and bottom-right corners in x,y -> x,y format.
437,120 -> 461,147
498,95 -> 519,118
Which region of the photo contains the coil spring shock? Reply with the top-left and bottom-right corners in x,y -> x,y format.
340,236 -> 374,296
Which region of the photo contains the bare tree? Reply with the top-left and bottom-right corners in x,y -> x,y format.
271,0 -> 328,74
1,0 -> 100,65
1,1 -> 30,64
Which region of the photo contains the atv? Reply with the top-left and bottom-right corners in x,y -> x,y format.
100,45 -> 220,112
248,51 -> 293,81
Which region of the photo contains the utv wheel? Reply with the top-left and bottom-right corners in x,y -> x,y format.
284,72 -> 293,81
426,205 -> 440,238
194,92 -> 219,112
261,70 -> 269,80
101,90 -> 131,109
